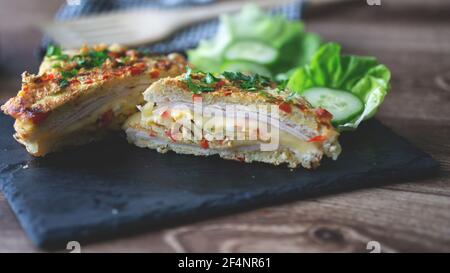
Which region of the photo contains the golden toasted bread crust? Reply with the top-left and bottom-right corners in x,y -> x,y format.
1,44 -> 186,124
0,44 -> 187,156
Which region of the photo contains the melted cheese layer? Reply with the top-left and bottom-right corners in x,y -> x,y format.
126,101 -> 327,156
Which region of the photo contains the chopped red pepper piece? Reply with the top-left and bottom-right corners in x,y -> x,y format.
114,69 -> 124,77
130,67 -> 144,76
199,139 -> 209,149
215,80 -> 225,89
107,52 -> 122,58
155,59 -> 172,70
161,110 -> 170,119
279,102 -> 292,114
129,63 -> 147,76
307,135 -> 327,143
223,89 -> 233,96
315,108 -> 333,120
149,69 -> 160,79
192,94 -> 202,101
42,73 -> 55,81
165,130 -> 177,142
297,104 -> 308,111
69,79 -> 80,85
133,62 -> 147,69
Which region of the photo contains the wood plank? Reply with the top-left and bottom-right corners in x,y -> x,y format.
117,188 -> 450,253
0,194 -> 41,252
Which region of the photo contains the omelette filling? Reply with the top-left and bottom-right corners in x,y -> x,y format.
124,100 -> 341,168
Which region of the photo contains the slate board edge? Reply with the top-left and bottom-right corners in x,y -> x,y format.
0,146 -> 439,250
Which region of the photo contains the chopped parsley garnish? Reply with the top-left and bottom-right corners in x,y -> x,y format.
61,68 -> 78,79
276,79 -> 288,91
56,54 -> 70,61
223,71 -> 271,91
58,78 -> 70,89
72,55 -> 87,68
184,66 -> 215,94
46,44 -> 62,57
183,67 -> 275,95
240,79 -> 258,91
116,56 -> 131,66
87,50 -> 109,67
222,71 -> 244,82
187,81 -> 215,94
58,68 -> 79,89
45,45 -> 111,90
204,73 -> 219,84
46,45 -> 70,61
71,49 -> 110,69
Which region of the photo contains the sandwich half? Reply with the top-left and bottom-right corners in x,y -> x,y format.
1,44 -> 186,156
124,70 -> 341,169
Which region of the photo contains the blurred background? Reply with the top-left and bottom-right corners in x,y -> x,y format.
1,0 -> 448,121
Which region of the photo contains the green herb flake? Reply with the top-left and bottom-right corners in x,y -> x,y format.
72,55 -> 87,68
204,73 -> 218,84
240,80 -> 257,91
222,71 -> 272,91
184,66 -> 194,82
56,54 -> 70,61
46,45 -> 62,57
276,79 -> 288,91
61,68 -> 78,79
71,49 -> 111,69
117,56 -> 131,66
58,78 -> 69,89
184,66 -> 216,94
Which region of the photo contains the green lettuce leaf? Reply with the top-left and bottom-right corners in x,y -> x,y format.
287,43 -> 391,131
187,4 -> 321,77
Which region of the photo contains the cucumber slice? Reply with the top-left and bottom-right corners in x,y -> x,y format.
303,87 -> 364,123
221,61 -> 272,78
224,41 -> 278,65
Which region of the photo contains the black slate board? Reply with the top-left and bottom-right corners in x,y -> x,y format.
0,114 -> 438,249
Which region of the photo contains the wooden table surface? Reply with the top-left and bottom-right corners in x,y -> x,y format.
0,0 -> 449,252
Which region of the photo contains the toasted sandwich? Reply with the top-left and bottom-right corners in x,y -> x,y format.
124,70 -> 341,169
1,44 -> 186,156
